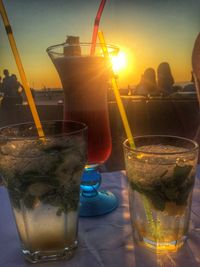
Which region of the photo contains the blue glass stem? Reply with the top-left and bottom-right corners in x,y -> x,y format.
80,164 -> 101,197
79,164 -> 118,217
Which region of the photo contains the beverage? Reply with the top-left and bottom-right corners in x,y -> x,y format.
47,42 -> 119,217
52,56 -> 112,164
0,121 -> 87,263
123,136 -> 199,253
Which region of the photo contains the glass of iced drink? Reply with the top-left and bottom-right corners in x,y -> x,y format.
47,37 -> 118,217
0,120 -> 87,263
123,135 -> 198,253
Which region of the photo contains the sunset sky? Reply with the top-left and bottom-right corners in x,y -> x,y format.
1,0 -> 200,89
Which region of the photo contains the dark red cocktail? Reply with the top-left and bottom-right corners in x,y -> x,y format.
47,41 -> 118,216
52,56 -> 112,164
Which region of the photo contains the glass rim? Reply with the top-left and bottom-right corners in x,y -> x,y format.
46,42 -> 119,56
0,120 -> 88,141
123,135 -> 199,155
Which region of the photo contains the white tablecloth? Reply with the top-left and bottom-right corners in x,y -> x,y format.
1,169 -> 200,267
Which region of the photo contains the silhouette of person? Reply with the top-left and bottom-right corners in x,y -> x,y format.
2,70 -> 23,107
157,62 -> 175,95
2,69 -> 11,92
10,74 -> 23,104
2,69 -> 13,107
2,69 -> 9,81
0,76 -> 4,106
134,68 -> 159,96
0,76 -> 3,93
183,71 -> 196,92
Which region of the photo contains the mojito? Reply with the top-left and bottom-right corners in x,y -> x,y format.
0,121 -> 87,262
123,135 -> 198,253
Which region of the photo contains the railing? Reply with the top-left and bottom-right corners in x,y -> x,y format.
0,96 -> 199,171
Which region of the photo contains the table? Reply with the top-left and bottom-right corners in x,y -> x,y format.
1,170 -> 200,267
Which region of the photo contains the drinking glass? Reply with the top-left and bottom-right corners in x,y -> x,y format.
47,41 -> 118,216
123,135 -> 198,253
0,120 -> 87,263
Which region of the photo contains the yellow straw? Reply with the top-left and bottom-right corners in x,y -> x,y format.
98,31 -> 158,235
0,0 -> 45,139
98,30 -> 135,149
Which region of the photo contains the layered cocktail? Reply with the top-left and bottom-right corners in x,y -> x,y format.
0,121 -> 87,262
47,39 -> 118,216
52,55 -> 111,164
123,135 -> 198,253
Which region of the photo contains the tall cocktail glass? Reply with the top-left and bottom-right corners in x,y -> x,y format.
47,41 -> 118,216
0,121 -> 87,263
123,135 -> 199,253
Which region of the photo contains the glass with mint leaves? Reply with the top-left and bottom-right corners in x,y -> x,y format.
0,121 -> 87,263
123,135 -> 198,253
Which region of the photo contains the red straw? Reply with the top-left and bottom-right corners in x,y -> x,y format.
90,0 -> 107,55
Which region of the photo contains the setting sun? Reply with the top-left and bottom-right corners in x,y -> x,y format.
111,51 -> 127,73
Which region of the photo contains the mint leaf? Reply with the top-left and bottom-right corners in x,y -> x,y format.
148,193 -> 166,211
173,165 -> 192,186
129,181 -> 143,193
129,164 -> 194,212
164,187 -> 179,201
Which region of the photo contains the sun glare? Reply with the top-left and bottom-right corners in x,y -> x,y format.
111,51 -> 127,73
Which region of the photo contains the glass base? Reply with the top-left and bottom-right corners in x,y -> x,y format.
137,235 -> 187,254
79,190 -> 118,217
22,242 -> 77,263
